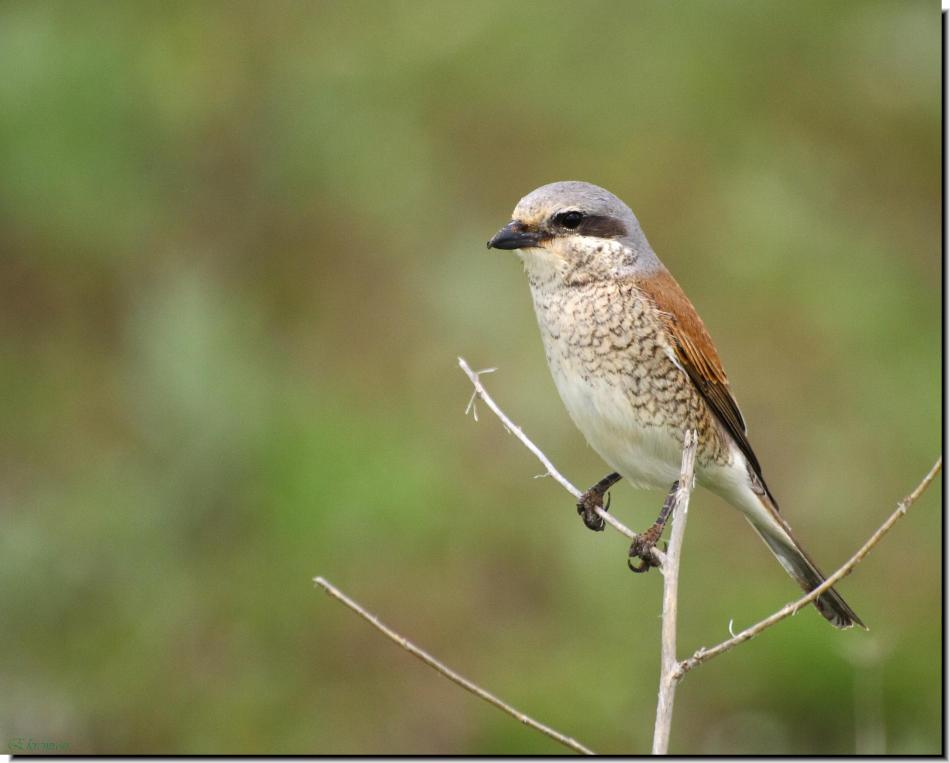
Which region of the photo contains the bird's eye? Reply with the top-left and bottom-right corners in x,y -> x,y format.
556,210 -> 584,230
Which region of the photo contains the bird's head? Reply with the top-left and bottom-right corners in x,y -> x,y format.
486,181 -> 654,281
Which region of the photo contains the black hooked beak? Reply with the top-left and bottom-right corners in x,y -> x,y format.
486,221 -> 541,250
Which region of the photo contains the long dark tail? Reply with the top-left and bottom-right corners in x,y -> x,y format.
742,492 -> 866,630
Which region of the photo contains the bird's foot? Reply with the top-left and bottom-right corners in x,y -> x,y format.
576,488 -> 610,532
627,524 -> 665,573
576,472 -> 622,533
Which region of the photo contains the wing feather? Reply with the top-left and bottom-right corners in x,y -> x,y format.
638,268 -> 771,494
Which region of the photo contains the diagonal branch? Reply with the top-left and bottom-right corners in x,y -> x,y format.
458,356 -> 664,563
458,355 -> 941,749
675,456 -> 942,678
313,576 -> 595,755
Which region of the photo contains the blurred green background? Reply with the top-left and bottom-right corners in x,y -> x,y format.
0,0 -> 940,755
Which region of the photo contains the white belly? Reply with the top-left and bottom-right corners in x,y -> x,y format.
549,356 -> 684,490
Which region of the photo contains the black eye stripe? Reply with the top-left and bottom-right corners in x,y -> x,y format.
552,212 -> 627,238
576,214 -> 627,239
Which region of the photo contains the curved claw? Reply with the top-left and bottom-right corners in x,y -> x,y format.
583,511 -> 605,532
627,531 -> 663,574
627,556 -> 653,573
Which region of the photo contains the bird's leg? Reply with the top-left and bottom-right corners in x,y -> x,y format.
576,472 -> 622,532
628,480 -> 680,573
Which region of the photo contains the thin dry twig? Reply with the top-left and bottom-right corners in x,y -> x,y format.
675,456 -> 942,679
313,576 -> 595,755
457,356 -> 940,753
458,356 -> 665,562
651,431 -> 698,755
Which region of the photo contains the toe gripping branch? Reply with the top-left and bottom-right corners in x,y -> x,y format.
576,472 -> 622,532
627,480 -> 679,573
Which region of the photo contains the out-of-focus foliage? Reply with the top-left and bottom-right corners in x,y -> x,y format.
0,0 -> 940,754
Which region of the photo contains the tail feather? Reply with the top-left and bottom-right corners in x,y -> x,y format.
751,521 -> 866,629
738,490 -> 866,630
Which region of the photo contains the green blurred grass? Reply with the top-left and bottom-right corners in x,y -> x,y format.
0,0 -> 940,754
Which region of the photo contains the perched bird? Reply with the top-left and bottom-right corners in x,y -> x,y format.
487,181 -> 864,629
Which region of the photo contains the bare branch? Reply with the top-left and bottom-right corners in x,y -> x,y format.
652,431 -> 698,755
313,576 -> 595,756
459,357 -> 658,554
675,456 -> 942,678
457,355 -> 940,752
